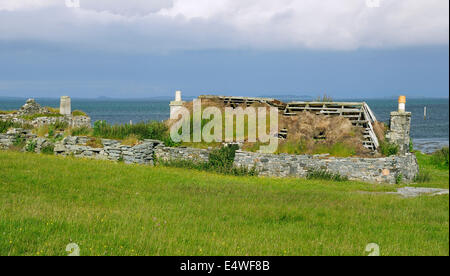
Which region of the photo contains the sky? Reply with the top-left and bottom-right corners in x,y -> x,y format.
0,0 -> 448,99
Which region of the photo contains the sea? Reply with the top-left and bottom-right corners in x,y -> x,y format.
1,97 -> 448,153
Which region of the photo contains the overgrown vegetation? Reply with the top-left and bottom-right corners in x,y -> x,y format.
69,126 -> 92,136
0,120 -> 32,133
93,120 -> 166,141
379,141 -> 399,156
40,144 -> 55,155
72,110 -> 87,116
306,169 -> 349,182
431,147 -> 449,170
20,113 -> 63,121
158,144 -> 258,177
121,134 -> 140,146
33,122 -> 68,138
414,170 -> 432,183
25,140 -> 37,153
86,137 -> 103,148
413,150 -> 449,188
93,120 -> 179,147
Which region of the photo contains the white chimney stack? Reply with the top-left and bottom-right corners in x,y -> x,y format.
170,90 -> 185,119
60,96 -> 71,116
398,95 -> 406,113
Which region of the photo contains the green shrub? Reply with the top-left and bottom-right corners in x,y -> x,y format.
379,141 -> 399,156
414,170 -> 432,183
157,144 -> 258,177
409,140 -> 414,152
41,144 -> 55,155
431,147 -> 449,169
208,144 -> 239,171
396,173 -> 403,184
25,140 -> 37,153
306,169 -> 348,182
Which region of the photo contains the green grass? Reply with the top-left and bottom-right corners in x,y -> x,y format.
0,151 -> 448,256
412,151 -> 449,189
72,110 -> 87,117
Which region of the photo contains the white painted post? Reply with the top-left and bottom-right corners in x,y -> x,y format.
60,96 -> 71,116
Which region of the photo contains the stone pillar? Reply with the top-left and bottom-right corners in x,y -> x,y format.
169,90 -> 185,119
386,95 -> 411,155
60,96 -> 71,116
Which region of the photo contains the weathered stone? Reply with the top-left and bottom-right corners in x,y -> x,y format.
386,111 -> 411,155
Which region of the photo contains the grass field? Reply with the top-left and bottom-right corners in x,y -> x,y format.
0,151 -> 448,256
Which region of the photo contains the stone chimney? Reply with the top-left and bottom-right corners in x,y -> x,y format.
169,90 -> 185,119
386,95 -> 412,155
60,96 -> 71,116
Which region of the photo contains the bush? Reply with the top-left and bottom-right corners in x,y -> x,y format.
208,144 -> 239,171
157,144 -> 258,177
306,169 -> 348,182
379,141 -> 399,156
431,147 -> 449,169
25,140 -> 37,153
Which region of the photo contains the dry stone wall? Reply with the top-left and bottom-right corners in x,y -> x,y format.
54,136 -> 162,165
234,151 -> 418,184
0,129 -> 419,184
154,146 -> 210,163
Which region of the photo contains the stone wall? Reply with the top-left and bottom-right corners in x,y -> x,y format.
54,136 -> 162,165
0,128 -> 36,150
1,115 -> 91,129
154,146 -> 210,163
234,151 -> 419,184
1,128 -> 419,184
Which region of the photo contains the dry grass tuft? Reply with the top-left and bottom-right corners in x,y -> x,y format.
121,134 -> 141,146
86,137 -> 104,148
